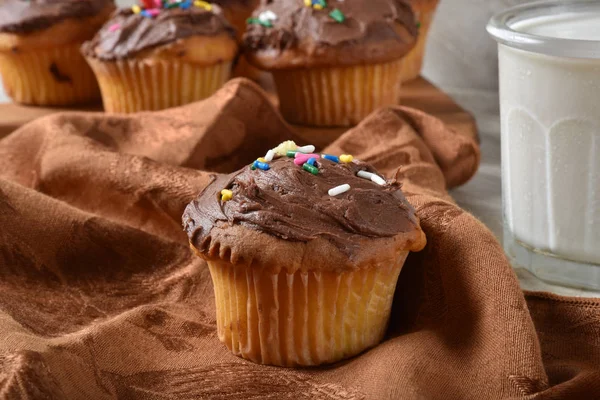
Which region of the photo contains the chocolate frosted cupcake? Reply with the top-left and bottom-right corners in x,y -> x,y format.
211,0 -> 260,79
0,0 -> 115,106
400,0 -> 440,82
82,2 -> 237,113
183,141 -> 426,366
243,0 -> 418,127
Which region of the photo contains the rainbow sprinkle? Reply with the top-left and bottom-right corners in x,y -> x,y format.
108,23 -> 121,32
221,189 -> 233,202
339,154 -> 354,163
131,0 -> 213,19
194,0 -> 212,10
304,0 -> 327,10
329,8 -> 345,23
328,184 -> 350,197
322,154 -> 339,163
247,17 -> 273,28
303,163 -> 319,175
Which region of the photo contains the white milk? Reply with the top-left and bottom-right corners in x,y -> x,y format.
498,10 -> 600,288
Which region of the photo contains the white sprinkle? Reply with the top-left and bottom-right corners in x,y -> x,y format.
297,144 -> 315,153
328,184 -> 350,197
259,10 -> 277,22
357,170 -> 374,180
357,170 -> 386,185
371,174 -> 386,186
264,149 -> 275,162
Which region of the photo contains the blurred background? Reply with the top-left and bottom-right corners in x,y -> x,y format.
0,0 -> 513,236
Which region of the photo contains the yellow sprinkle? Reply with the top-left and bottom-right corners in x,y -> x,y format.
339,154 -> 354,163
221,189 -> 233,202
257,157 -> 267,163
132,4 -> 141,13
303,0 -> 311,6
272,140 -> 298,156
313,4 -> 323,9
194,0 -> 212,10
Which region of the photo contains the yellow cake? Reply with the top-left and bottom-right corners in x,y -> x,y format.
81,2 -> 237,113
183,142 -> 426,366
0,0 -> 115,106
243,0 -> 418,127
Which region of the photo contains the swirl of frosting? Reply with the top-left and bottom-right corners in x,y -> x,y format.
0,0 -> 114,33
183,156 -> 425,268
243,0 -> 418,68
81,6 -> 235,61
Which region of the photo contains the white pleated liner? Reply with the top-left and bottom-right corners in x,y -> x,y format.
208,252 -> 408,367
87,58 -> 232,113
0,44 -> 99,105
272,59 -> 403,127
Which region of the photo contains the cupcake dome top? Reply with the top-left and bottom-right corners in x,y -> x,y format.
0,0 -> 114,33
243,0 -> 418,68
183,143 -> 426,270
81,2 -> 235,61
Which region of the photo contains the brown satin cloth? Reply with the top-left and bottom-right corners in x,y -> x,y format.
0,79 -> 599,400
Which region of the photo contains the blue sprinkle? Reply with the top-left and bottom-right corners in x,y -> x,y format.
306,157 -> 317,166
140,10 -> 152,17
179,0 -> 191,9
322,154 -> 339,163
255,161 -> 270,171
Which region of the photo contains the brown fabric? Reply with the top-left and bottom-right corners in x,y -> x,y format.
0,78 -> 598,399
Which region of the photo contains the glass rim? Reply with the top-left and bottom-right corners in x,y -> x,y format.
487,0 -> 600,59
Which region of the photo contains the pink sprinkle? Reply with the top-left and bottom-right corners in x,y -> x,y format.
294,154 -> 319,165
294,152 -> 319,160
108,23 -> 120,32
147,8 -> 160,16
153,0 -> 162,8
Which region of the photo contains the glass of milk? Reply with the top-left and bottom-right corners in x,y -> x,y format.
487,1 -> 600,290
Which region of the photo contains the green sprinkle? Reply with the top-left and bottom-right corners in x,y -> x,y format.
416,21 -> 421,29
303,163 -> 319,175
250,163 -> 257,170
315,0 -> 327,7
329,8 -> 345,23
286,150 -> 298,157
247,17 -> 273,28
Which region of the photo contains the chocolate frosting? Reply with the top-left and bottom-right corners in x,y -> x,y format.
183,156 -> 423,257
243,0 -> 418,67
81,6 -> 235,61
0,0 -> 114,34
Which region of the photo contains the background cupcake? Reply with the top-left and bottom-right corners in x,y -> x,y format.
400,0 -> 440,82
243,0 -> 418,127
183,143 -> 426,366
0,0 -> 115,106
82,1 -> 237,113
211,0 -> 261,79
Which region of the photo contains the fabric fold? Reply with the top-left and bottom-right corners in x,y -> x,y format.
0,78 -> 598,399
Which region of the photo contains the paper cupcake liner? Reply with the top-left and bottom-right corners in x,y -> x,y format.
86,59 -> 232,113
208,252 -> 408,367
0,43 -> 99,106
272,60 -> 403,127
399,9 -> 436,82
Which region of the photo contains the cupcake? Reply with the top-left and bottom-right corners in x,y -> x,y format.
182,141 -> 426,366
0,0 -> 115,106
243,0 -> 418,127
211,0 -> 261,80
81,1 -> 237,113
400,0 -> 440,82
